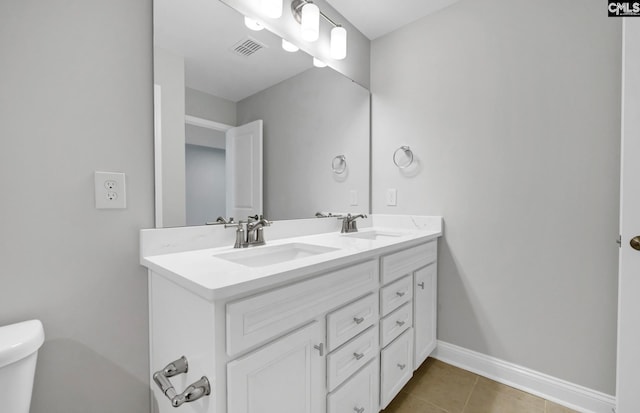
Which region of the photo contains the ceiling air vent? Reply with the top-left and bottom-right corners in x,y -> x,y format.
230,37 -> 267,57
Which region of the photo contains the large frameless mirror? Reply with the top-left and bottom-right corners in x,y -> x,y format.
153,0 -> 370,227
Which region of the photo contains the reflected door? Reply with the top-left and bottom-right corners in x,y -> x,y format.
225,120 -> 263,220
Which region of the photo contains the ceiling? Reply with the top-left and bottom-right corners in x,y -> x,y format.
326,0 -> 459,40
154,0 -> 459,102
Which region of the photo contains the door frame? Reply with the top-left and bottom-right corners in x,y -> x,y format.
616,18 -> 640,413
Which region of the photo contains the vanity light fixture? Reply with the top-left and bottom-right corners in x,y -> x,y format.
281,39 -> 299,52
313,57 -> 327,68
260,0 -> 283,18
300,2 -> 320,41
330,26 -> 347,60
291,0 -> 347,60
244,16 -> 264,31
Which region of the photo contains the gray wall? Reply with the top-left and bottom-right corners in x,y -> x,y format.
237,67 -> 371,220
155,47 -> 186,228
185,144 -> 226,226
186,87 -> 236,126
0,1 -> 154,413
371,0 -> 621,394
185,124 -> 226,150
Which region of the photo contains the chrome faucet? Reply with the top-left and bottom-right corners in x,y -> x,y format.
226,214 -> 271,248
246,214 -> 271,246
340,213 -> 367,233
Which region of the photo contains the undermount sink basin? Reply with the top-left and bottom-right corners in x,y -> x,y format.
214,243 -> 339,267
342,230 -> 404,240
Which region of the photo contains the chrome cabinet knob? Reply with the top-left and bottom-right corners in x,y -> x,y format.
353,352 -> 365,360
396,291 -> 406,297
354,407 -> 365,413
631,236 -> 640,251
353,316 -> 365,324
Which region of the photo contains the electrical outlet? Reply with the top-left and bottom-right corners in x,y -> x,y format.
95,171 -> 126,209
104,180 -> 117,190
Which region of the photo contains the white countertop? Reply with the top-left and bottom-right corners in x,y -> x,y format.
140,215 -> 442,300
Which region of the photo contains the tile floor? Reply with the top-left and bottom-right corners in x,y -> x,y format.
382,358 -> 580,413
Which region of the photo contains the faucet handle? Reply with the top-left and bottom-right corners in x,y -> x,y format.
225,219 -> 244,229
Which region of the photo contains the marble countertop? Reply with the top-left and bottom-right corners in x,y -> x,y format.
141,215 -> 443,300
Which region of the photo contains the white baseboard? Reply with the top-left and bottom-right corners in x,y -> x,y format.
432,341 -> 616,413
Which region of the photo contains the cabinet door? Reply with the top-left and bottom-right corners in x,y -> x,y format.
381,328 -> 414,409
414,263 -> 437,369
227,321 -> 325,413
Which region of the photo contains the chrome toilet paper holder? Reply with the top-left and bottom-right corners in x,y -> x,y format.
153,356 -> 211,408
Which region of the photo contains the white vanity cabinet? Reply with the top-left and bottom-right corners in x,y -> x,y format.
146,235 -> 439,413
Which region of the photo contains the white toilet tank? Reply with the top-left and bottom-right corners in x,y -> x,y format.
0,320 -> 45,413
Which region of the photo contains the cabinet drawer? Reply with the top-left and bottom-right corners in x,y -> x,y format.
380,302 -> 412,348
381,241 -> 437,285
380,328 -> 414,409
327,326 -> 379,392
327,359 -> 379,413
227,260 -> 378,356
327,293 -> 379,351
380,275 -> 412,316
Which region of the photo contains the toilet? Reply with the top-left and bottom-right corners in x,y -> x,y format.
0,320 -> 44,413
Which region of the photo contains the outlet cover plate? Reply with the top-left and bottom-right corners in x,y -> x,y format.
95,171 -> 126,209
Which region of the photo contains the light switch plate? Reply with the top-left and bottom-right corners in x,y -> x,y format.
349,190 -> 358,206
95,171 -> 126,209
386,188 -> 397,206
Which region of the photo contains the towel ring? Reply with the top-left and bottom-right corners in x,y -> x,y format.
332,155 -> 347,174
393,146 -> 414,169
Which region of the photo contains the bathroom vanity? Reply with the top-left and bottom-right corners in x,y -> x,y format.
141,215 -> 442,413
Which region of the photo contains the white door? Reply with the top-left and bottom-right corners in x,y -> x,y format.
616,19 -> 640,413
226,120 -> 263,221
414,263 -> 437,369
227,321 -> 325,413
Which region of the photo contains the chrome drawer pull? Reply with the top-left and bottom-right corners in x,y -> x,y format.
353,352 -> 365,360
397,363 -> 406,370
354,407 -> 365,413
353,316 -> 365,324
417,282 -> 425,289
396,320 -> 406,327
396,291 -> 406,297
314,343 -> 324,356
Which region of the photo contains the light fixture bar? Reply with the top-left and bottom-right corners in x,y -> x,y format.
290,0 -> 347,59
291,0 -> 341,28
319,11 -> 338,27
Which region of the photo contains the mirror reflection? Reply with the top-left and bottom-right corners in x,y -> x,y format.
154,0 -> 370,227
